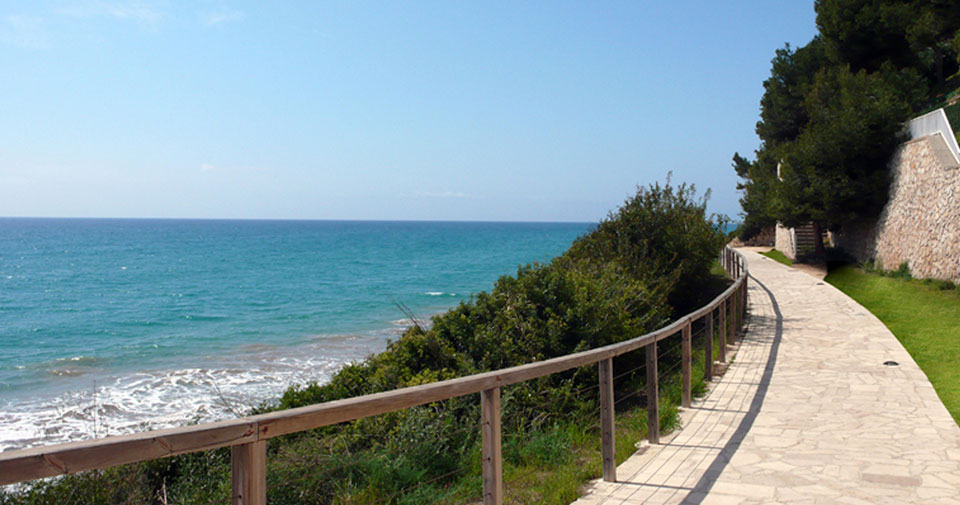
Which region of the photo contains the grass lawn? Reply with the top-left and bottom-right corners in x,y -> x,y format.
825,265 -> 960,424
759,249 -> 793,266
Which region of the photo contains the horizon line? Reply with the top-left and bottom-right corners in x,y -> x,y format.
0,215 -> 600,225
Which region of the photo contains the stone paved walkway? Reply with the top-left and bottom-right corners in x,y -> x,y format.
572,249 -> 960,504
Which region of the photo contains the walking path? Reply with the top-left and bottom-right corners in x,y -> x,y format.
573,249 -> 960,504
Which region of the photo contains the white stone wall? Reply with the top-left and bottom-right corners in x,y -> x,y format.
775,222 -> 795,260
836,133 -> 960,282
874,134 -> 960,281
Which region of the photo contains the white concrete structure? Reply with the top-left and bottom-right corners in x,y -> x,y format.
908,108 -> 960,164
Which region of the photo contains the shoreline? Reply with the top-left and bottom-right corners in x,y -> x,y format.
0,304 -> 456,453
0,330 -> 395,452
0,220 -> 591,453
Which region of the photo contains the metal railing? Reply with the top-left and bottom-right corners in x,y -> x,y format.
0,247 -> 749,505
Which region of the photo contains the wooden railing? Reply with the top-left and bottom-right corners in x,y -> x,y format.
0,247 -> 749,505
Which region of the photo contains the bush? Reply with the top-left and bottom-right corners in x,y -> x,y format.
562,181 -> 728,313
891,262 -> 913,280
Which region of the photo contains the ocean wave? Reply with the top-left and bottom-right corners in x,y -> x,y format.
0,336 -> 385,452
29,355 -> 109,378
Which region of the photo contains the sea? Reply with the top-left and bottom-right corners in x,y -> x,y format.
0,218 -> 592,451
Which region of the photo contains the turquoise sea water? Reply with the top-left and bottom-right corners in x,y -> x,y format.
0,218 -> 591,450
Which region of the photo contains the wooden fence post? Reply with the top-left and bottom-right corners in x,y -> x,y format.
742,280 -> 748,325
740,282 -> 745,329
704,310 -> 713,381
481,388 -> 503,505
742,283 -> 746,331
599,359 -> 616,482
733,288 -> 741,340
646,342 -> 659,444
231,441 -> 266,505
731,288 -> 738,341
718,300 -> 727,363
681,322 -> 692,408
737,284 -> 747,326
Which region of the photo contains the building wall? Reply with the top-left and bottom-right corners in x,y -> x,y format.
835,133 -> 960,282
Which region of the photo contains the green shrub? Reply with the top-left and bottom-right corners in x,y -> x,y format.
891,262 -> 913,279
562,180 -> 728,314
944,102 -> 960,134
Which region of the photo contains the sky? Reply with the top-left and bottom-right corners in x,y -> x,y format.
0,1 -> 818,222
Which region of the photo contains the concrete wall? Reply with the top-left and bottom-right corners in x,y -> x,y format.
834,133 -> 960,282
908,109 -> 960,164
775,223 -> 795,260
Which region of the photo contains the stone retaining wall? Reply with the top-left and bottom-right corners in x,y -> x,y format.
742,226 -> 775,246
834,133 -> 960,282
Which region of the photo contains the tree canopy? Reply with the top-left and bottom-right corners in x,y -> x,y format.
755,37 -> 829,149
775,65 -> 911,227
735,0 -> 960,240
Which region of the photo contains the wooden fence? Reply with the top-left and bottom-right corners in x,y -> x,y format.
0,247 -> 749,505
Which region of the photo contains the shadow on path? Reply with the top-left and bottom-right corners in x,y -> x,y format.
681,274 -> 783,504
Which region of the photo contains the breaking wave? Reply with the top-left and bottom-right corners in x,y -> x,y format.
0,334 -> 385,452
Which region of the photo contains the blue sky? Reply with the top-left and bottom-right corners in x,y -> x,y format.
0,1 -> 817,222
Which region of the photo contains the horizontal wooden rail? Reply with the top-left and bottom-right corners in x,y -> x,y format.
1,247 -> 750,503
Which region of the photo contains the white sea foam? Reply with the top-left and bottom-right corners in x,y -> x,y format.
0,335 -> 386,452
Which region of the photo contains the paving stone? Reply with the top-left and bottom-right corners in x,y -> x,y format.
569,249 -> 960,505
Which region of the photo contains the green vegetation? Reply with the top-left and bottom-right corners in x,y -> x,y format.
760,249 -> 794,266
1,180 -> 731,505
938,101 -> 960,135
734,0 -> 960,242
825,265 -> 960,424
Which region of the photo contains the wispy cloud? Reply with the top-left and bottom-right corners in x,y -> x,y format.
3,14 -> 52,49
53,1 -> 164,24
201,8 -> 243,27
4,2 -> 165,48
